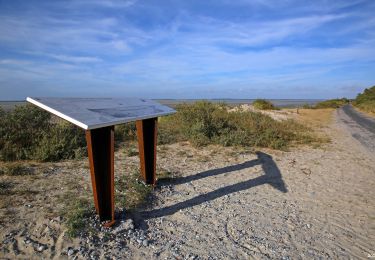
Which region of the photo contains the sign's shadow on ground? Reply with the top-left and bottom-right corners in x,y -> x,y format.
136,151 -> 287,222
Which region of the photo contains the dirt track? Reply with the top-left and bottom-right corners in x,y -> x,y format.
337,104 -> 375,153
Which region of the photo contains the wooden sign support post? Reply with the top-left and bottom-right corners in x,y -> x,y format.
85,126 -> 115,226
85,118 -> 158,226
136,117 -> 158,186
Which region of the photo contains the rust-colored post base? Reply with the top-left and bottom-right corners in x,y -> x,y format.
86,126 -> 115,227
136,118 -> 158,185
84,119 -> 157,226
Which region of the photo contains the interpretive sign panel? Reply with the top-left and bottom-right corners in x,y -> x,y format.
26,97 -> 175,130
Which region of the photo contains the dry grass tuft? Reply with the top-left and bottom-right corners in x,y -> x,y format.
295,108 -> 335,127
0,162 -> 35,176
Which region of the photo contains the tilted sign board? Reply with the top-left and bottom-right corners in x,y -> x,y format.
27,97 -> 176,226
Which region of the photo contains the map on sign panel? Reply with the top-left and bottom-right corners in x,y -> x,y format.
26,97 -> 176,130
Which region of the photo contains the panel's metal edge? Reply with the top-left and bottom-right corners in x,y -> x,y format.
26,97 -> 89,130
86,110 -> 176,130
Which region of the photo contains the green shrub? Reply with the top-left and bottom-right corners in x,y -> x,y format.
302,104 -> 313,109
355,100 -> 375,113
157,116 -> 184,145
156,101 -> 317,150
353,86 -> 375,113
0,162 -> 32,176
0,104 -> 51,161
355,86 -> 375,104
0,104 -> 86,162
33,121 -> 86,162
314,98 -> 349,109
64,198 -> 93,237
115,168 -> 152,210
252,99 -> 278,110
0,101 -> 320,162
114,122 -> 137,143
174,101 -> 235,146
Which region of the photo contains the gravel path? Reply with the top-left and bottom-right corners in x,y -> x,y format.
337,104 -> 375,153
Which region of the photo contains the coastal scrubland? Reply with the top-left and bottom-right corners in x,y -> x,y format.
1,102 -> 374,259
158,101 -> 321,149
0,105 -> 86,162
0,101 -> 324,237
251,99 -> 278,110
0,101 -> 321,163
313,98 -> 350,109
299,85 -> 375,114
1,100 -> 374,259
353,85 -> 375,114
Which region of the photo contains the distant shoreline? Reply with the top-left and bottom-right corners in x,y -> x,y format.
0,99 -> 324,111
154,99 -> 324,108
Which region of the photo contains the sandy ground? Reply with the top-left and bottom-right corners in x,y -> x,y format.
0,110 -> 374,259
229,104 -> 298,121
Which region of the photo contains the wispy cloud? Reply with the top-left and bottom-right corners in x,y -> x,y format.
171,13 -> 349,48
0,59 -> 31,65
48,54 -> 102,63
0,0 -> 374,99
70,0 -> 137,8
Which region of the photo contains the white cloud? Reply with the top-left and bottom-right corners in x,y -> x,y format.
111,40 -> 132,52
0,59 -> 31,65
49,54 -> 102,63
0,0 -> 374,99
69,0 -> 137,8
167,13 -> 349,48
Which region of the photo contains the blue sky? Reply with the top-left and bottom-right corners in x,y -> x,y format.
0,0 -> 374,100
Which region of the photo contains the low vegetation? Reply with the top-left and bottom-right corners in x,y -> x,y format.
159,101 -> 318,149
353,86 -> 375,114
0,101 -> 325,237
302,104 -> 314,109
58,167 -> 153,237
114,122 -> 137,144
61,196 -> 94,237
301,87 -> 375,113
314,98 -> 350,109
0,102 -> 321,162
0,104 -> 86,161
0,162 -> 33,176
252,99 -> 278,110
0,181 -> 13,195
115,167 -> 153,210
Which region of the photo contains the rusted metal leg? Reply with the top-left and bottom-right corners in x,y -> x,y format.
136,118 -> 158,185
85,126 -> 115,226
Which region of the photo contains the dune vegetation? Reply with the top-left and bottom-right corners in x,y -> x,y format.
353,86 -> 375,114
0,101 -> 322,163
0,101 -> 325,238
158,101 -> 318,149
313,98 -> 350,109
0,105 -> 86,162
252,99 -> 279,110
306,86 -> 375,112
